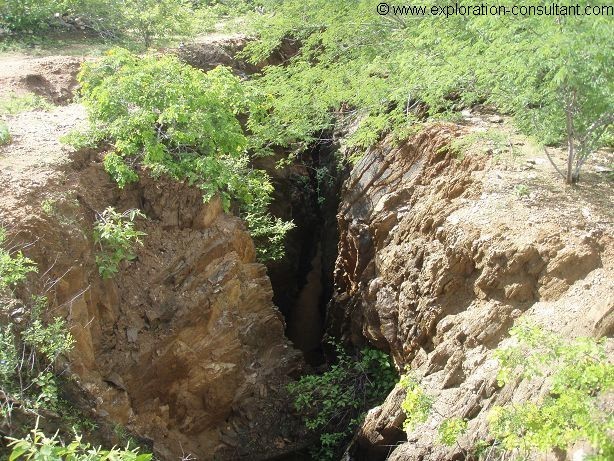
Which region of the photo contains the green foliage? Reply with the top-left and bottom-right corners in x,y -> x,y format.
438,417 -> 468,447
118,0 -> 193,49
514,184 -> 530,198
0,228 -> 37,291
93,207 -> 146,279
0,0 -> 57,33
0,325 -> 19,383
0,121 -> 11,145
241,0 -> 612,181
0,309 -> 74,411
399,374 -> 433,431
79,48 -> 293,261
243,199 -> 295,262
1,0 -> 193,48
287,343 -> 396,461
0,233 -> 75,416
22,318 -> 75,363
490,323 -> 614,459
0,93 -> 53,115
41,198 -> 58,216
7,426 -> 152,461
59,129 -> 99,150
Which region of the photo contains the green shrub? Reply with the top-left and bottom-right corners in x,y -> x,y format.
8,426 -> 152,461
0,232 -> 74,415
0,228 -> 37,290
0,307 -> 74,412
241,0 -> 613,182
399,374 -> 433,431
287,343 -> 396,460
490,323 -> 614,459
59,129 -> 99,149
0,0 -> 57,33
93,207 -> 146,279
0,121 -> 10,145
120,0 -> 193,49
438,417 -> 468,447
514,184 -> 530,198
78,48 -> 293,261
0,0 -> 193,46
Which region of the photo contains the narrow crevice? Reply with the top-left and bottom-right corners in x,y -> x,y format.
264,138 -> 342,366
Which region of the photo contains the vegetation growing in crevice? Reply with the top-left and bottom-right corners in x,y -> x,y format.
490,323 -> 614,460
287,343 -> 397,461
76,49 -> 294,262
0,229 -> 73,418
437,417 -> 468,448
0,227 -> 151,459
398,323 -> 613,459
7,425 -> 151,461
93,207 -> 146,279
399,374 -> 433,431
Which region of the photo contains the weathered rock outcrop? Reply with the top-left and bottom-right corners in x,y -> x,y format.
0,148 -> 306,460
329,123 -> 613,459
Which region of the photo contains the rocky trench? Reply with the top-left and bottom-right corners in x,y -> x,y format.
0,119 -> 349,461
329,125 -> 613,460
1,39 -> 612,461
6,122 -> 610,461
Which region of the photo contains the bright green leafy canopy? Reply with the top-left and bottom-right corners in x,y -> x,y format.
243,0 -> 612,180
78,49 -> 293,261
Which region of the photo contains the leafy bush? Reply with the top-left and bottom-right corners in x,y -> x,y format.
118,0 -> 193,49
0,228 -> 37,290
490,323 -> 614,459
0,0 -> 57,33
242,0 -> 612,182
1,0 -> 193,47
287,343 -> 396,460
78,48 -> 293,261
0,309 -> 74,412
0,231 -> 74,415
438,417 -> 468,447
399,374 -> 433,431
0,121 -> 11,145
8,426 -> 152,461
93,207 -> 146,279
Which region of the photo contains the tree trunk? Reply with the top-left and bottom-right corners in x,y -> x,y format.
564,89 -> 577,184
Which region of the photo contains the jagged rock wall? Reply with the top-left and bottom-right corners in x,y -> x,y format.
328,124 -> 613,459
1,149 -> 306,460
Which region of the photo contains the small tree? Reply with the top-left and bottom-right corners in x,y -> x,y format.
120,0 -> 193,49
77,48 -> 293,261
470,0 -> 613,184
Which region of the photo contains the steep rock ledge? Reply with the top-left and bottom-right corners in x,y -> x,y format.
328,123 -> 613,459
0,149 -> 307,460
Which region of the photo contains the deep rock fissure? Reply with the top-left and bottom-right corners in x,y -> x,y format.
266,139 -> 342,366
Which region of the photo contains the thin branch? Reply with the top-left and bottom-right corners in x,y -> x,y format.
544,147 -> 566,180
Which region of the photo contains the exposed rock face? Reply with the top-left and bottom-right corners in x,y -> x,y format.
1,149 -> 306,460
329,124 -> 613,459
